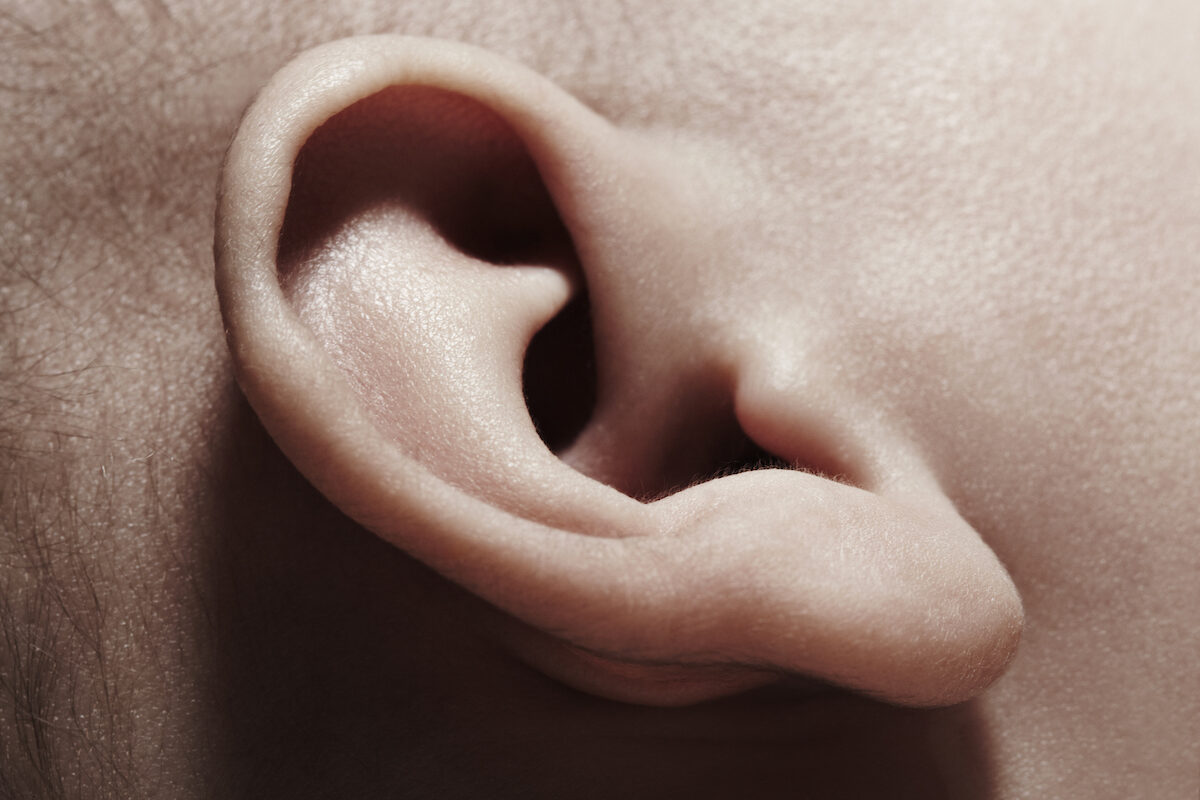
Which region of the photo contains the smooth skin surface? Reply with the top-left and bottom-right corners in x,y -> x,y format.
2,1 -> 1197,798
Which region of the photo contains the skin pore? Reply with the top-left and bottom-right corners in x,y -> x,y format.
1,1 -> 1197,798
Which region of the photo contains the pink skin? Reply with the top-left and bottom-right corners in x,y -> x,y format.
2,3 -> 1197,797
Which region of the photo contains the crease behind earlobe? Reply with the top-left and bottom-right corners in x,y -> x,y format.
215,34 -> 1022,709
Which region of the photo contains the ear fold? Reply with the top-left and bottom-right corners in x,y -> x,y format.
215,35 -> 1022,708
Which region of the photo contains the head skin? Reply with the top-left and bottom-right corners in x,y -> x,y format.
1,1 -> 1198,799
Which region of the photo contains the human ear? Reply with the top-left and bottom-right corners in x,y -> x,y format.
215,35 -> 1022,708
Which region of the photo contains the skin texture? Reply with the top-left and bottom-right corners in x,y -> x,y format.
1,1 -> 1197,798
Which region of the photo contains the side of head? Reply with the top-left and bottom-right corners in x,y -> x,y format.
3,4 -> 1196,797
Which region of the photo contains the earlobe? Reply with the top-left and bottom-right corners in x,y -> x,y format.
215,35 -> 1022,708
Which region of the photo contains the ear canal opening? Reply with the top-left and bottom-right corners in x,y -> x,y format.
522,290 -> 598,453
698,432 -> 796,482
647,424 -> 849,503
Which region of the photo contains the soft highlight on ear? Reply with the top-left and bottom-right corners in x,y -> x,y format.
215,35 -> 1022,708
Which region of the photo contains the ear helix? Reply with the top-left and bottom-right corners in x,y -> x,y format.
216,35 -> 1023,709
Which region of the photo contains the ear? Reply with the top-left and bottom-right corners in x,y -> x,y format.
215,35 -> 1022,707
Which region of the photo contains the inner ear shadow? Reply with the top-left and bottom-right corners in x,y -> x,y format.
277,84 -> 580,280
522,290 -> 596,452
201,376 -> 1001,799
